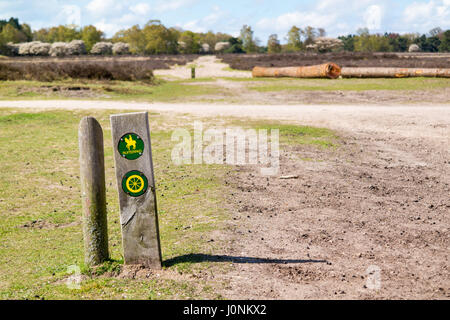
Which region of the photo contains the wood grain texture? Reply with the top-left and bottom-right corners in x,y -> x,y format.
78,116 -> 109,266
110,112 -> 162,268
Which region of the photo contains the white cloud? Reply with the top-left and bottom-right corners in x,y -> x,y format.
202,6 -> 222,25
178,5 -> 227,33
403,1 -> 434,22
155,0 -> 195,13
59,5 -> 81,26
86,0 -> 122,16
403,0 -> 450,31
181,20 -> 204,32
256,11 -> 336,32
254,0 -> 386,39
129,3 -> 151,16
119,13 -> 140,25
364,5 -> 383,31
94,19 -> 121,35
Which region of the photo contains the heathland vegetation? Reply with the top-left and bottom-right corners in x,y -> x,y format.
1,17 -> 449,56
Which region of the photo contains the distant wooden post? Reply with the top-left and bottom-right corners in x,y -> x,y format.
78,117 -> 109,266
110,112 -> 162,269
191,67 -> 196,79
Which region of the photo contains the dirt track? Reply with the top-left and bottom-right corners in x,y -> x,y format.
1,100 -> 448,299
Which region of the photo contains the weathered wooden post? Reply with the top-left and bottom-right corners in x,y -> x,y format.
78,117 -> 109,266
110,112 -> 162,268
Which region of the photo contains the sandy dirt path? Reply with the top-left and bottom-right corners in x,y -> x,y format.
1,100 -> 449,299
0,100 -> 449,143
153,55 -> 252,79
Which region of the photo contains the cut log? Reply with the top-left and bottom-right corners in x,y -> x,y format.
252,63 -> 341,79
341,67 -> 450,78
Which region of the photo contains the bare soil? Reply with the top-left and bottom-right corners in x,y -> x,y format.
218,128 -> 449,299
17,85 -> 109,98
205,82 -> 450,105
219,52 -> 450,70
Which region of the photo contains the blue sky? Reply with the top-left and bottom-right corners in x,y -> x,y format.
1,0 -> 449,43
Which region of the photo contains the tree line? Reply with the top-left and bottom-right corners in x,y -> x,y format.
1,17 -> 449,55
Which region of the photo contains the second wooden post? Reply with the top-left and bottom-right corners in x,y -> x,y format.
110,112 -> 162,268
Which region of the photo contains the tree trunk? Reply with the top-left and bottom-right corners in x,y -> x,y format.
252,63 -> 341,79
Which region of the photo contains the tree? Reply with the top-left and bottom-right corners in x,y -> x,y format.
286,26 -> 303,51
178,30 -> 200,54
403,33 -> 420,43
0,33 -> 6,54
0,18 -> 29,44
0,24 -> 27,43
318,28 -> 326,37
354,31 -> 392,52
239,25 -> 257,53
33,25 -> 81,43
386,33 -> 408,52
113,25 -> 146,54
21,23 -> 33,41
114,21 -> 180,55
429,27 -> 443,37
169,27 -> 182,43
200,30 -> 216,49
304,26 -> 318,46
142,20 -> 178,54
415,34 -> 441,52
224,37 -> 245,53
356,27 -> 370,36
338,34 -> 355,51
267,34 -> 281,53
81,25 -> 104,52
0,17 -> 21,32
438,30 -> 450,52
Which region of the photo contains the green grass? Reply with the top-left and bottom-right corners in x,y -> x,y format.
0,77 -> 448,104
248,77 -> 450,92
0,79 -> 220,102
0,109 -> 230,299
230,118 -> 339,148
0,108 -> 338,299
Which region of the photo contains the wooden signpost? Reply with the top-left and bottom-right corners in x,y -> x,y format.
110,112 -> 162,268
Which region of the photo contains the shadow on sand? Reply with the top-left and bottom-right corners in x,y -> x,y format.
163,253 -> 328,268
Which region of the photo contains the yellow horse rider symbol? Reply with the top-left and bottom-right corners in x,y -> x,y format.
126,174 -> 145,193
124,134 -> 137,151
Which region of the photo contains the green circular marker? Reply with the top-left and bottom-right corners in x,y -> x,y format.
122,170 -> 148,197
118,133 -> 144,160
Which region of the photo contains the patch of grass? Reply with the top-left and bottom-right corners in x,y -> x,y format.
175,77 -> 216,83
0,79 -> 221,102
221,66 -> 245,72
222,76 -> 293,82
248,77 -> 450,92
230,118 -> 339,148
